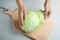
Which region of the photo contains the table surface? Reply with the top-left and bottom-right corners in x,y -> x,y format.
0,0 -> 60,40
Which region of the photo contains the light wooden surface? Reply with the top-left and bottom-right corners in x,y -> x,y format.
4,9 -> 53,40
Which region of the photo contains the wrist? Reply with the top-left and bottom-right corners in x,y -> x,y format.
16,0 -> 24,8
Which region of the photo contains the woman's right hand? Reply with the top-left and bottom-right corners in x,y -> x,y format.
18,6 -> 27,27
16,0 -> 27,27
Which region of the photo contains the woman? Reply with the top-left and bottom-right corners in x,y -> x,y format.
16,0 -> 51,27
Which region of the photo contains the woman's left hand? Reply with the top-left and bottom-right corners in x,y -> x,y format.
44,9 -> 51,19
44,0 -> 51,19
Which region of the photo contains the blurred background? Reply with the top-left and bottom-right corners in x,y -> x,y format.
0,0 -> 60,40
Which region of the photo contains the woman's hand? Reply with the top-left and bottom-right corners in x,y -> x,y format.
16,0 -> 27,27
44,0 -> 51,19
18,6 -> 27,27
44,7 -> 51,19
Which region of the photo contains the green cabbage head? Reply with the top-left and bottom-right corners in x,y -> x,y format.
21,10 -> 45,32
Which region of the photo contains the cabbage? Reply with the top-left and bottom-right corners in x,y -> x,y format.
21,10 -> 45,32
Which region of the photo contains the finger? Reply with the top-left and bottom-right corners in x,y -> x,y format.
48,11 -> 51,18
20,11 -> 24,26
44,11 -> 48,19
43,10 -> 48,19
18,18 -> 22,27
21,12 -> 24,26
18,11 -> 24,26
18,15 -> 22,27
44,13 -> 47,19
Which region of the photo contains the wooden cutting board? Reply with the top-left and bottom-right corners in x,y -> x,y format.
4,9 -> 54,40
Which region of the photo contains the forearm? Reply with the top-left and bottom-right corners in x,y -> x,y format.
16,0 -> 23,8
44,0 -> 50,10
